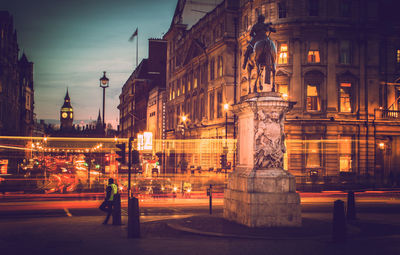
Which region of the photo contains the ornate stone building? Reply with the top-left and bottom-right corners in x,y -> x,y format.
0,11 -> 35,136
237,0 -> 400,184
18,53 -> 35,137
164,0 -> 239,172
164,0 -> 400,182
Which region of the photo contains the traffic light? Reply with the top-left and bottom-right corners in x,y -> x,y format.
155,152 -> 162,166
132,150 -> 140,164
220,154 -> 227,168
115,143 -> 126,164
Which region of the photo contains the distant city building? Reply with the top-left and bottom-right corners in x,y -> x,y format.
0,11 -> 35,136
43,89 -> 105,137
60,89 -> 74,131
146,86 -> 166,141
118,38 -> 167,139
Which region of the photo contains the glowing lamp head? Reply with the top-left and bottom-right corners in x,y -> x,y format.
224,103 -> 229,111
282,93 -> 288,100
379,142 -> 385,150
181,115 -> 187,123
99,71 -> 109,88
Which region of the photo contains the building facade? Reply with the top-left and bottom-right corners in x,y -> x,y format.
0,11 -> 35,136
237,0 -> 400,184
164,0 -> 239,172
163,0 -> 400,183
118,39 -> 167,139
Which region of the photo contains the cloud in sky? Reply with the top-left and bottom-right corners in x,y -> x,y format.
3,0 -> 176,128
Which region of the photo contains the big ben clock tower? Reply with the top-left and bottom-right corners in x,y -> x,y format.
60,89 -> 74,130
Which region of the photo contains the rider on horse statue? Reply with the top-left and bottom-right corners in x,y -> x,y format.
243,15 -> 276,70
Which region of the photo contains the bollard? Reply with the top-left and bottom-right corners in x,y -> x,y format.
208,184 -> 212,215
346,191 -> 356,220
112,193 -> 122,225
128,197 -> 140,238
332,199 -> 347,243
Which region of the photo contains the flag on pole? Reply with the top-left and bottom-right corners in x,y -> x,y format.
129,28 -> 138,42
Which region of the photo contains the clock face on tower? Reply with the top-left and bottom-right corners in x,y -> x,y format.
62,112 -> 68,118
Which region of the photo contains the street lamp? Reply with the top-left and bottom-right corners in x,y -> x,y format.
99,71 -> 109,131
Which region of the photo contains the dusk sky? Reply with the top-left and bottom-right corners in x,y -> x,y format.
2,0 -> 177,128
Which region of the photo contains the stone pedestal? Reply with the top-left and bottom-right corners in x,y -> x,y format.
224,92 -> 301,227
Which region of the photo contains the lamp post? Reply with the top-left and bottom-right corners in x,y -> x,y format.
99,71 -> 109,131
224,104 -> 229,142
179,115 -> 187,174
223,104 -> 229,173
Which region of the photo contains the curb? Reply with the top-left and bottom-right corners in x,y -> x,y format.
166,222 -> 331,240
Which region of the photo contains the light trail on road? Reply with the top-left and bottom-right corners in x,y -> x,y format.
0,190 -> 399,212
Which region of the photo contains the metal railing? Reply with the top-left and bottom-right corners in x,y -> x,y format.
374,108 -> 400,120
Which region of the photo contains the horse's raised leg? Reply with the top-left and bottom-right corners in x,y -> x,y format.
247,64 -> 252,94
254,65 -> 260,93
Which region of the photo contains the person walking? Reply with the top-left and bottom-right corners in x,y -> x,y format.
99,178 -> 118,224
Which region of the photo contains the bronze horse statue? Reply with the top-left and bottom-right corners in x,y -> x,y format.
246,35 -> 277,94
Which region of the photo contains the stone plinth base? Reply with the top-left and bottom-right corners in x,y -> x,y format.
224,167 -> 301,227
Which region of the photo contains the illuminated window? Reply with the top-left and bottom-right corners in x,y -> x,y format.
182,76 -> 186,94
218,56 -> 223,77
397,49 -> 400,64
339,82 -> 352,112
188,74 -> 191,92
278,2 -> 287,19
340,40 -> 351,64
172,82 -> 175,99
193,73 -> 198,89
307,84 -> 320,111
339,137 -> 353,172
278,43 -> 288,64
308,50 -> 320,63
277,83 -> 288,99
306,138 -> 321,168
177,79 -> 181,97
308,0 -> 319,16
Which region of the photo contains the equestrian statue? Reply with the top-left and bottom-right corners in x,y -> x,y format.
242,15 -> 277,94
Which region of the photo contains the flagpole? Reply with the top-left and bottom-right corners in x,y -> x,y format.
136,28 -> 138,68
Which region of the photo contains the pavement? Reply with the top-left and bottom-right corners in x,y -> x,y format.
1,208 -> 400,255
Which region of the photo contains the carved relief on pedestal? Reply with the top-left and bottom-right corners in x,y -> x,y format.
254,109 -> 286,169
